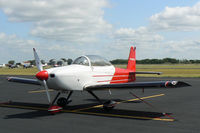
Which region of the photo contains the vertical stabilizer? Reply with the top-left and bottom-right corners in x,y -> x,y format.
127,46 -> 136,71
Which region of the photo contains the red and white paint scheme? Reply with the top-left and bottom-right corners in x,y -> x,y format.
45,47 -> 136,91
8,47 -> 190,113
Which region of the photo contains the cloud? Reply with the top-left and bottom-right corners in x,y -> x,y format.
150,2 -> 200,31
0,32 -> 39,48
1,0 -> 200,61
0,32 -> 41,62
0,0 -> 112,43
160,40 -> 200,59
112,27 -> 163,48
99,27 -> 164,59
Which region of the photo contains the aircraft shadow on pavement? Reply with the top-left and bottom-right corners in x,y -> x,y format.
0,101 -> 172,120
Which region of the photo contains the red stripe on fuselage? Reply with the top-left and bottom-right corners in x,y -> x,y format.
110,67 -> 136,84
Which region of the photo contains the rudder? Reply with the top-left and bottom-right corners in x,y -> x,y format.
127,46 -> 136,71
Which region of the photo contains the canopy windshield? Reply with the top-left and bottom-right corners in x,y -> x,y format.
86,55 -> 112,66
73,56 -> 89,66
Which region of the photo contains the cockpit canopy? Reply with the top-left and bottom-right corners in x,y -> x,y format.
73,55 -> 112,66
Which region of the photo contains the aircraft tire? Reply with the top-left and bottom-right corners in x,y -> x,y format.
103,100 -> 116,111
57,97 -> 68,107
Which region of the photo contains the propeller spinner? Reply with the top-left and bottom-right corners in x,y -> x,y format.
36,70 -> 49,81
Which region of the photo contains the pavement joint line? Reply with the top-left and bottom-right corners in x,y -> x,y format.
72,93 -> 165,112
28,89 -> 54,93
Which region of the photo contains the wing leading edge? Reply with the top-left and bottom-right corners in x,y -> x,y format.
84,81 -> 191,91
7,77 -> 41,85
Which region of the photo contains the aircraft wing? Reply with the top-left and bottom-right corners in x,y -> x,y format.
7,77 -> 41,85
84,81 -> 191,91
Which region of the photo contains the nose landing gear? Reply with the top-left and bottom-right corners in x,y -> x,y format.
57,97 -> 72,107
48,91 -> 73,114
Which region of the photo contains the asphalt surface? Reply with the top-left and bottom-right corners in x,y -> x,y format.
0,75 -> 199,133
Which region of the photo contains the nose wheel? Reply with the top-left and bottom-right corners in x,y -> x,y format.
48,91 -> 73,114
57,97 -> 72,107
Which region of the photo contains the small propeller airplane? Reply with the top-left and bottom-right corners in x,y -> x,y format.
7,47 -> 190,114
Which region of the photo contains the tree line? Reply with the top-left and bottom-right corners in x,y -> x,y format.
110,58 -> 200,64
7,58 -> 73,66
7,57 -> 200,66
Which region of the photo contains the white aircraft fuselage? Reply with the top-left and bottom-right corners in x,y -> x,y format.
45,64 -> 115,91
34,52 -> 137,92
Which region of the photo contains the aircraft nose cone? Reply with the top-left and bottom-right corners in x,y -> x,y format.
36,70 -> 48,80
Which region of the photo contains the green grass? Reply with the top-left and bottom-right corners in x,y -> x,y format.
115,64 -> 200,77
0,67 -> 38,75
0,64 -> 200,77
115,64 -> 200,69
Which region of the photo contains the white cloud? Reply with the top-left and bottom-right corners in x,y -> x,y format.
1,0 -> 200,61
100,27 -> 164,59
150,2 -> 200,31
0,32 -> 41,62
0,32 -> 39,48
112,27 -> 163,48
0,0 -> 112,43
164,40 -> 200,52
158,40 -> 200,59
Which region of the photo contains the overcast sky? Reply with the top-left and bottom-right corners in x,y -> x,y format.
0,0 -> 200,63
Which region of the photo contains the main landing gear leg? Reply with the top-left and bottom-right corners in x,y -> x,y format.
87,90 -> 117,111
87,90 -> 103,104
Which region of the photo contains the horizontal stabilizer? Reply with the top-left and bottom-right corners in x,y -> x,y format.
132,71 -> 162,75
7,77 -> 41,85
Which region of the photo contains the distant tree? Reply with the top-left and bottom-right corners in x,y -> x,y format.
163,58 -> 179,64
110,59 -> 128,64
67,58 -> 73,65
41,59 -> 45,64
57,60 -> 64,66
8,60 -> 15,65
49,59 -> 57,66
61,58 -> 67,62
180,59 -> 190,64
16,62 -> 22,66
28,60 -> 36,66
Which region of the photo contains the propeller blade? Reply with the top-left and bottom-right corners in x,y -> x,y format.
43,80 -> 51,103
33,48 -> 50,104
33,48 -> 43,71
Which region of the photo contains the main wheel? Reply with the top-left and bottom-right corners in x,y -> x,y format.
57,97 -> 68,107
103,100 -> 117,111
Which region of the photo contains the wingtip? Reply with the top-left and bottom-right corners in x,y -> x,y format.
178,81 -> 191,87
7,77 -> 12,81
7,77 -> 11,81
167,81 -> 191,88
